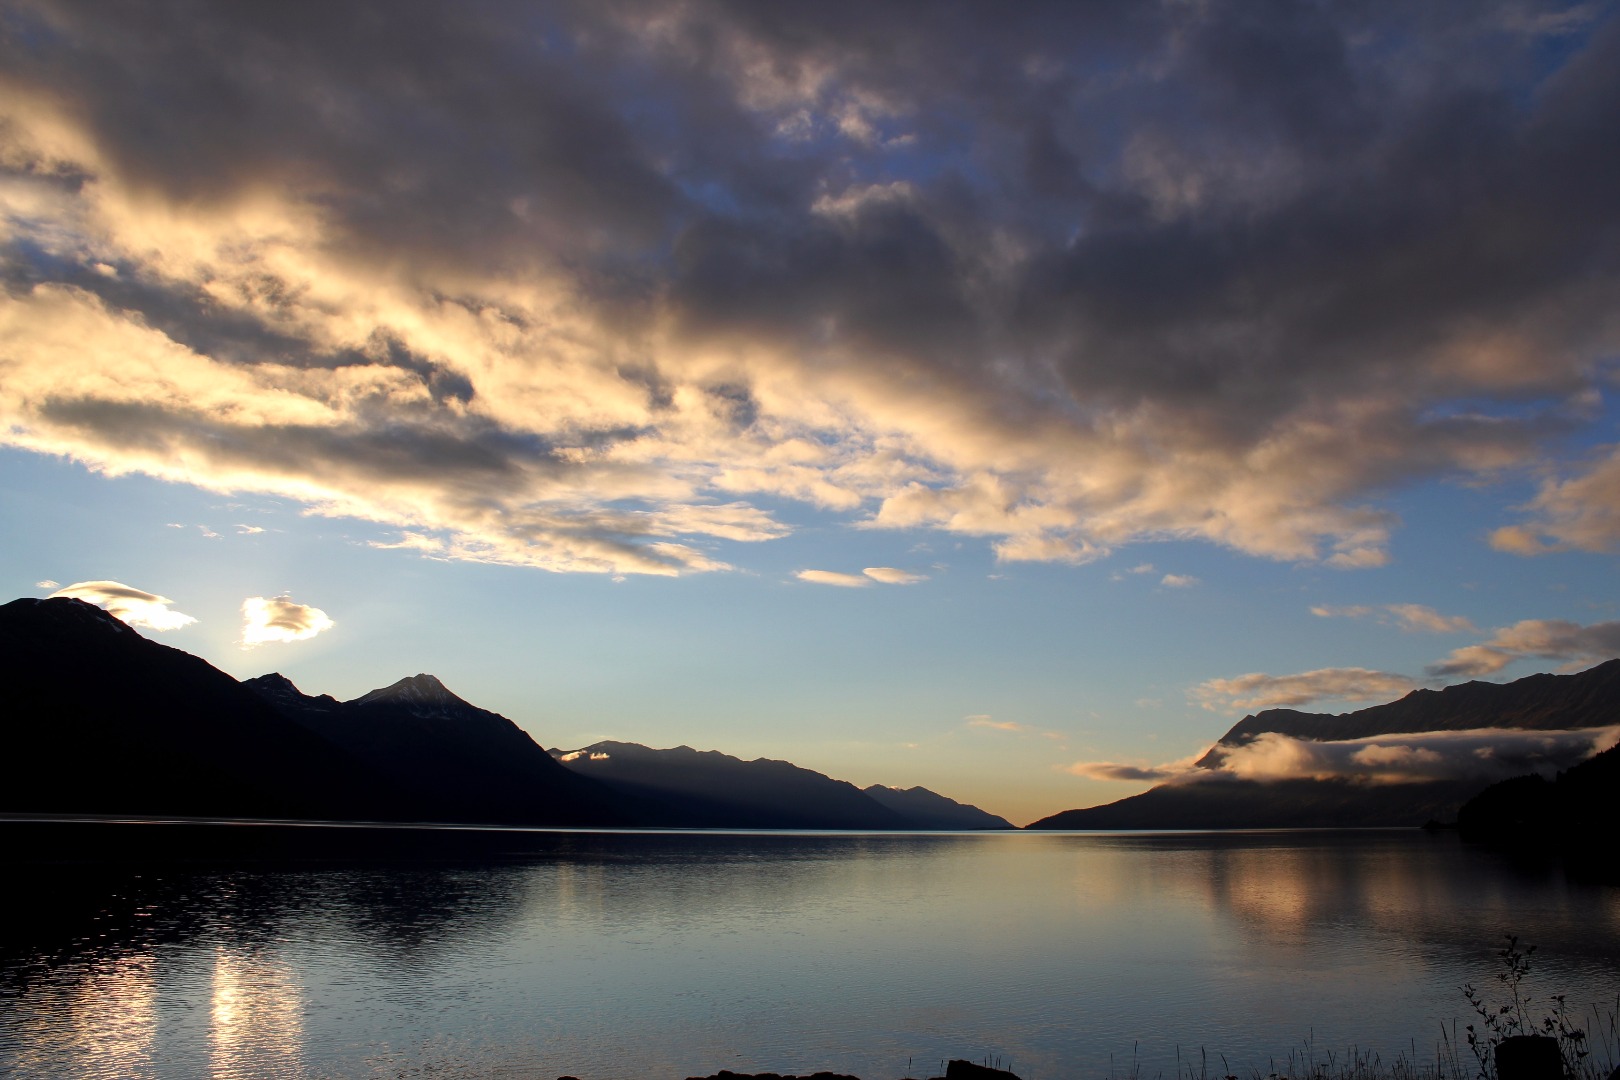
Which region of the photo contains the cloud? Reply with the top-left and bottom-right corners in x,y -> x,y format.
862,566 -> 926,584
35,579 -> 59,589
1490,445 -> 1620,555
1074,725 -> 1619,786
1427,618 -> 1620,677
1160,573 -> 1199,588
1063,752 -> 1204,782
48,580 -> 196,630
240,595 -> 335,646
1192,667 -> 1419,712
235,524 -> 265,535
1312,603 -> 1476,633
1212,725 -> 1619,784
795,569 -> 869,588
0,5 -> 1617,576
967,717 -> 1028,733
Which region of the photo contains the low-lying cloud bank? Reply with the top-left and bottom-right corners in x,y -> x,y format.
1069,725 -> 1620,786
2,3 -> 1618,574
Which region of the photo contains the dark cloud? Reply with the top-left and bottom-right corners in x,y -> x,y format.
2,0 -> 1617,572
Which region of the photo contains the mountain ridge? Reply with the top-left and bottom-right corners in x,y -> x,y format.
1032,660 -> 1620,830
2,596 -> 1010,831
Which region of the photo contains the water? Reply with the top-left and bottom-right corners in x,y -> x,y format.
1,826 -> 1616,1079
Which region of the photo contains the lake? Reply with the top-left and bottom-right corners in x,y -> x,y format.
1,825 -> 1617,1079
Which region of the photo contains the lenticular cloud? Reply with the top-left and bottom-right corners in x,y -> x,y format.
241,596 -> 335,646
48,580 -> 196,631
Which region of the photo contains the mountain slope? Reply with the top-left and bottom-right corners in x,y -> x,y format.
551,741 -> 914,829
862,785 -> 1014,829
245,673 -> 628,827
0,597 -> 406,821
1200,659 -> 1620,767
1031,661 -> 1620,830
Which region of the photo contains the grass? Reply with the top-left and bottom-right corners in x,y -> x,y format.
903,937 -> 1618,1080
1112,937 -> 1620,1080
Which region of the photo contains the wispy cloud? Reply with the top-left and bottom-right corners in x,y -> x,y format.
795,569 -> 870,588
1427,619 -> 1620,677
240,595 -> 335,646
862,566 -> 926,585
1311,603 -> 1477,633
967,716 -> 1029,733
1492,445 -> 1620,556
1191,668 -> 1419,712
1063,752 -> 1204,783
34,579 -> 59,589
1160,574 -> 1199,588
48,580 -> 196,631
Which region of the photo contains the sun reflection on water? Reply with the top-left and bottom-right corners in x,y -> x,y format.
209,946 -> 306,1079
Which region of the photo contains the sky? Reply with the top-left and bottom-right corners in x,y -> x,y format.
2,0 -> 1618,825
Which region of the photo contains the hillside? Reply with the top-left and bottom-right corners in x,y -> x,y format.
1031,661 -> 1620,830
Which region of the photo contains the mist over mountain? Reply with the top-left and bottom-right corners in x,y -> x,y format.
1199,661 -> 1620,768
1031,661 -> 1620,830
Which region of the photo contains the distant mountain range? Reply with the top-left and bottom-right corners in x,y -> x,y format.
1,596 -> 1009,832
1029,661 -> 1620,830
550,742 -> 1012,830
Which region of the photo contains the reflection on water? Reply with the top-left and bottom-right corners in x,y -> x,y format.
1,828 -> 1616,1079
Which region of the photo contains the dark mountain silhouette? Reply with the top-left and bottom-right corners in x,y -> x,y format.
0,597 -> 407,821
1027,777 -> 1489,830
1457,740 -> 1618,844
1030,661 -> 1620,830
862,784 -> 1014,829
244,672 -> 628,827
2,596 -> 1007,832
551,741 -> 917,829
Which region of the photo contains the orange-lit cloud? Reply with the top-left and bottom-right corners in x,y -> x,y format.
1427,618 -> 1620,677
796,569 -> 869,588
862,566 -> 926,584
1191,667 -> 1419,712
1,4 -> 1616,576
1491,445 -> 1620,556
1311,603 -> 1477,633
48,580 -> 196,630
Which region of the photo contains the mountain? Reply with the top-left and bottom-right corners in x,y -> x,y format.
0,597 -> 407,821
2,595 -> 1009,832
551,741 -> 918,829
1026,777 -> 1488,830
244,672 -> 628,827
862,785 -> 1015,829
1030,662 -> 1620,831
1199,659 -> 1620,768
1456,740 -> 1618,844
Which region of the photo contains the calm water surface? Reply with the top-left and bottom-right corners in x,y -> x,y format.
1,827 -> 1617,1079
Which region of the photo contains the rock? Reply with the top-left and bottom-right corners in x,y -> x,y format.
945,1061 -> 1024,1080
684,1072 -> 863,1080
1494,1035 -> 1562,1080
